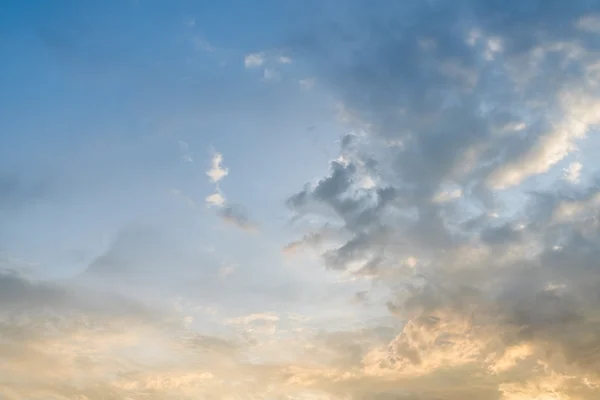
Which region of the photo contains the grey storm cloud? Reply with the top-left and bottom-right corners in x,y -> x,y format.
283,0 -> 600,398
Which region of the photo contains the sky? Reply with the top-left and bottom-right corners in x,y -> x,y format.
2,0 -> 600,398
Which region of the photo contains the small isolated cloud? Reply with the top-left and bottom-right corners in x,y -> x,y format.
205,191 -> 226,208
299,78 -> 316,90
244,52 -> 265,68
563,161 -> 582,184
206,152 -> 228,183
278,56 -> 292,64
218,205 -> 258,232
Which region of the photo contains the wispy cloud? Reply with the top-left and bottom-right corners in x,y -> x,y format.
217,205 -> 258,232
298,78 -> 315,90
170,188 -> 197,209
203,151 -> 257,231
263,67 -> 279,81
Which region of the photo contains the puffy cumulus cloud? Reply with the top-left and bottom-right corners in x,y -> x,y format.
281,0 -> 600,398
205,189 -> 226,207
206,151 -> 228,183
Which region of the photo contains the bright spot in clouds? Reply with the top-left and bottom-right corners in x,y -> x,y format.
206,152 -> 228,183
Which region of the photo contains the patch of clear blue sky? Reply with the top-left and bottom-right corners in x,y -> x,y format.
0,0 -> 344,280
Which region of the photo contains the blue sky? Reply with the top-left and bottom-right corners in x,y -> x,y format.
1,0 -> 343,279
3,0 -> 600,399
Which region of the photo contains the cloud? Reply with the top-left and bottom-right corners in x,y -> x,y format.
278,55 -> 293,64
217,205 -> 258,232
244,52 -> 265,68
205,190 -> 226,208
0,267 -> 254,400
245,52 -> 292,74
203,151 -> 257,232
564,161 -> 583,184
206,152 -> 228,183
281,1 -> 600,398
8,2 -> 600,399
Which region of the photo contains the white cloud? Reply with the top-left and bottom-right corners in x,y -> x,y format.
205,191 -> 226,208
486,116 -> 588,190
244,52 -> 265,68
206,152 -> 228,183
278,56 -> 293,64
486,70 -> 600,191
563,161 -> 582,184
